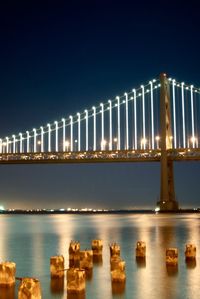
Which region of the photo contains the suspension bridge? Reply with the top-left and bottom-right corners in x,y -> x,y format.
0,73 -> 200,211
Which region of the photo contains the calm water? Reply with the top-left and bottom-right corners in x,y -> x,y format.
0,213 -> 200,299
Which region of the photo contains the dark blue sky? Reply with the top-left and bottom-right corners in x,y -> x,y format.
0,0 -> 200,209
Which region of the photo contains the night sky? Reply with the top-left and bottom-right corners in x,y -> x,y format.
0,0 -> 200,209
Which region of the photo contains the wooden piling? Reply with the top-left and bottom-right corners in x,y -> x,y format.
185,244 -> 196,260
92,239 -> 103,256
0,262 -> 16,287
67,268 -> 85,294
50,255 -> 64,278
80,250 -> 93,270
111,260 -> 126,283
18,277 -> 42,299
135,241 -> 146,258
166,248 -> 178,266
69,241 -> 80,267
110,243 -> 120,258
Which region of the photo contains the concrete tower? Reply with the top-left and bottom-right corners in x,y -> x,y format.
156,73 -> 179,211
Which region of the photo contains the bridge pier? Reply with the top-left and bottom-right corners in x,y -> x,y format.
156,73 -> 179,212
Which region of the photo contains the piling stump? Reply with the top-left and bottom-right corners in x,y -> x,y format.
111,260 -> 126,283
92,239 -> 103,256
50,255 -> 64,278
185,244 -> 196,260
18,277 -> 42,299
50,277 -> 64,294
69,241 -> 80,267
166,248 -> 178,266
110,256 -> 121,271
0,262 -> 16,287
79,250 -> 93,270
110,243 -> 120,258
67,268 -> 85,294
135,241 -> 146,258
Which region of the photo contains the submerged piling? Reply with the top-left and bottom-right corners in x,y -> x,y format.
110,243 -> 120,258
67,268 -> 85,294
18,277 -> 42,299
69,241 -> 80,267
166,248 -> 178,266
80,250 -> 93,270
92,239 -> 103,256
111,260 -> 126,283
185,244 -> 196,260
135,241 -> 146,258
50,255 -> 65,278
0,262 -> 16,287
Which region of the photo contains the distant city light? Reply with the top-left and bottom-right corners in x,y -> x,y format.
0,206 -> 5,211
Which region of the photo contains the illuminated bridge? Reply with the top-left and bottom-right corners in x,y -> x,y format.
1,73 -> 200,210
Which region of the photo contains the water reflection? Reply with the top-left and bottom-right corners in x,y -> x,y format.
85,269 -> 93,280
111,281 -> 125,295
0,214 -> 200,299
50,277 -> 64,294
166,265 -> 178,276
136,257 -> 146,268
67,293 -> 85,299
93,255 -> 103,265
185,259 -> 196,269
0,285 -> 15,299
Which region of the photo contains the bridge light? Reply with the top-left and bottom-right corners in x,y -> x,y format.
141,138 -> 147,150
101,139 -> 107,150
64,140 -> 70,151
77,113 -> 81,151
85,110 -> 88,151
155,136 -> 160,149
54,121 -> 58,152
33,128 -> 37,153
61,118 -> 65,122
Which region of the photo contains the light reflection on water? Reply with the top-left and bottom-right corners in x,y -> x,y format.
0,214 -> 200,299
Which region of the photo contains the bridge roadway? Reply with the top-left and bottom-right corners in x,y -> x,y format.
0,148 -> 200,164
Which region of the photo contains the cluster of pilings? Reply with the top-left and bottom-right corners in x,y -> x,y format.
50,239 -> 103,297
0,242 -> 197,298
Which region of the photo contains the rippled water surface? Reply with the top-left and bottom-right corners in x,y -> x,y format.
0,213 -> 200,299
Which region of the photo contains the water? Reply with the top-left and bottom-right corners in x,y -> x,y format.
0,213 -> 200,299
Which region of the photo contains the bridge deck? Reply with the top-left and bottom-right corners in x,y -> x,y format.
0,149 -> 200,164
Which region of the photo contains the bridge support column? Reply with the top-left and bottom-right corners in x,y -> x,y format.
156,73 -> 179,211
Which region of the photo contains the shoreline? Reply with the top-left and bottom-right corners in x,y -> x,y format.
0,209 -> 200,215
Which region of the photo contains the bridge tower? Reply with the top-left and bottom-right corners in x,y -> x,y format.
156,73 -> 179,211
